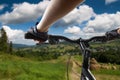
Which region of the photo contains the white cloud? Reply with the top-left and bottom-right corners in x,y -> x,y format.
64,26 -> 82,35
83,27 -> 95,33
105,0 -> 118,5
2,26 -> 35,45
85,12 -> 120,33
64,5 -> 95,23
54,5 -> 96,27
0,4 -> 7,10
0,3 -> 95,27
64,12 -> 120,39
0,0 -> 50,24
64,25 -> 104,39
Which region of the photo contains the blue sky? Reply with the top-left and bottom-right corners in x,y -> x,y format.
0,0 -> 120,45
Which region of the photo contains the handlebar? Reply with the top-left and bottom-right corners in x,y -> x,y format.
48,35 -> 80,44
48,35 -> 107,44
48,28 -> 120,43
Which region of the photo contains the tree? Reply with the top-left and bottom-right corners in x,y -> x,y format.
8,41 -> 13,54
0,28 -> 8,52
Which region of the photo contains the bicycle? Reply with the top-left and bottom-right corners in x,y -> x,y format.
25,28 -> 120,80
48,34 -> 114,80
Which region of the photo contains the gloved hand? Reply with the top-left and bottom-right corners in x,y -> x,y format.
25,22 -> 48,43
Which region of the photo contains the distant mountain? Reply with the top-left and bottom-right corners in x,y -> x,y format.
12,41 -> 72,48
13,44 -> 33,48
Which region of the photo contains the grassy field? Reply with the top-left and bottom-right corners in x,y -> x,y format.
0,54 -> 66,80
72,55 -> 120,80
93,69 -> 120,80
0,54 -> 120,80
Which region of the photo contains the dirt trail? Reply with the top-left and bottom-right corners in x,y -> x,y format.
70,60 -> 81,80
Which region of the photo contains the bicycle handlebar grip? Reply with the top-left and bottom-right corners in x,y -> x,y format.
105,28 -> 120,40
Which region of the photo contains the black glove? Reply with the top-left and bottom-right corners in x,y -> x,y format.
105,28 -> 120,40
25,22 -> 48,41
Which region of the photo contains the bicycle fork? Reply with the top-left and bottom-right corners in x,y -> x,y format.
79,39 -> 96,80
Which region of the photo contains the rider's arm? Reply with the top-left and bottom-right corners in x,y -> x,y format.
37,0 -> 85,32
25,0 -> 85,43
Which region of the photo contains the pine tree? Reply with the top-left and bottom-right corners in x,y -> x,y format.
8,41 -> 13,54
0,28 -> 8,52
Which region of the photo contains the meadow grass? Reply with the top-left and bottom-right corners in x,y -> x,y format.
92,69 -> 120,75
0,53 -> 120,80
71,55 -> 120,80
0,54 -> 66,80
92,69 -> 120,80
92,67 -> 120,80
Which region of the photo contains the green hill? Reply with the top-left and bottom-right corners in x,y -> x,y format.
0,52 -> 120,80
